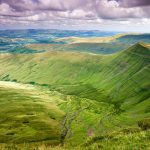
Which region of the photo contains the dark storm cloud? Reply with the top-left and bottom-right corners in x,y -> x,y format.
119,0 -> 150,7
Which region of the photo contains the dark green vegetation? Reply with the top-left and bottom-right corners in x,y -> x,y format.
0,42 -> 150,149
1,33 -> 150,54
26,34 -> 150,54
117,34 -> 150,44
8,46 -> 45,54
26,42 -> 129,54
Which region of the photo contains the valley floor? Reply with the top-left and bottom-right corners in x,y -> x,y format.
0,81 -> 150,150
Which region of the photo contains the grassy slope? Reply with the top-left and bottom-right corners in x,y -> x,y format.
84,129 -> 150,150
0,129 -> 149,150
0,81 -> 64,144
0,43 -> 150,148
0,43 -> 149,104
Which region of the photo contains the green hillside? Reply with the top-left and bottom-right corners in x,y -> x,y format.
0,43 -> 150,149
0,81 -> 64,144
0,42 -> 149,104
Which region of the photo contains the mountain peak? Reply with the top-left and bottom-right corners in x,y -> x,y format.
124,42 -> 150,56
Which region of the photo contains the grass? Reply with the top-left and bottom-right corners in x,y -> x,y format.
0,82 -> 64,144
0,43 -> 149,104
84,129 -> 150,150
0,129 -> 149,150
0,42 -> 150,149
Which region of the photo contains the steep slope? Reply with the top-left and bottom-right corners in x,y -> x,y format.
0,44 -> 150,100
0,81 -> 64,143
0,43 -> 149,111
0,43 -> 150,147
102,43 -> 150,105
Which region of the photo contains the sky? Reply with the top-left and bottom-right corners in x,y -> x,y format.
0,0 -> 150,32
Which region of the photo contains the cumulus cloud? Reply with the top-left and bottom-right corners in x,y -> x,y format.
94,0 -> 145,19
0,0 -> 150,30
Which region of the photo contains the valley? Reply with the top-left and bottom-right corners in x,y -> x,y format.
1,0 -> 150,147
0,33 -> 150,149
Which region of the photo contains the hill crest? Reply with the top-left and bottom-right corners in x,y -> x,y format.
122,42 -> 150,57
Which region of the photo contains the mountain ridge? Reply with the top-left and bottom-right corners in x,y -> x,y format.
0,42 -> 149,105
0,42 -> 150,147
122,42 -> 150,56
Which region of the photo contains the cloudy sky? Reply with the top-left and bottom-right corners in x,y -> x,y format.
0,0 -> 150,32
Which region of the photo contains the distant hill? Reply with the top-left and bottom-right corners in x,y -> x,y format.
1,32 -> 150,54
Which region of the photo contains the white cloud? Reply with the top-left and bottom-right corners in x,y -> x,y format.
0,0 -> 150,31
0,3 -> 13,14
